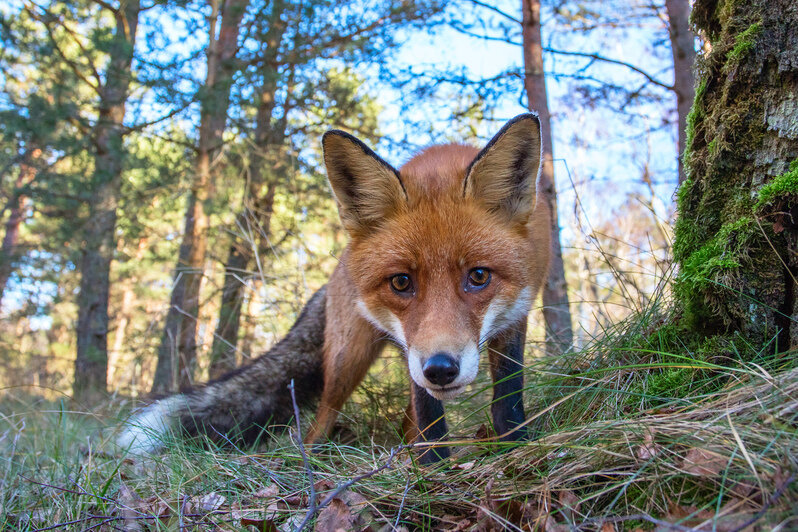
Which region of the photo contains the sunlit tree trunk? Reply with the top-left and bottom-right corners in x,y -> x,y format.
152,0 -> 249,392
521,0 -> 573,356
675,0 -> 798,350
73,0 -> 140,400
109,237 -> 148,384
665,0 -> 696,185
0,148 -> 39,307
209,0 -> 288,377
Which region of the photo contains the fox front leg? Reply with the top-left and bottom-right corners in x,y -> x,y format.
410,380 -> 450,463
487,322 -> 529,442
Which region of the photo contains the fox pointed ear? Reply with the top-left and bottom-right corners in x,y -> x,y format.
323,130 -> 406,235
464,113 -> 542,225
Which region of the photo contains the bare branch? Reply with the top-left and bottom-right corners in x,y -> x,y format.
468,0 -> 521,24
543,47 -> 674,91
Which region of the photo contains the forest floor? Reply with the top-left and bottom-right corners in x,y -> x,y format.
1,305 -> 797,531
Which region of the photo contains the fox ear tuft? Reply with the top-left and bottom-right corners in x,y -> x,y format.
323,130 -> 406,235
464,113 -> 542,225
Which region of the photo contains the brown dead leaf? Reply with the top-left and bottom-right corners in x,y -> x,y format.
144,495 -> 172,519
599,523 -> 617,532
453,461 -> 476,471
283,494 -> 307,507
117,482 -> 145,532
557,490 -> 580,521
240,515 -> 278,531
315,498 -> 354,532
475,424 -> 495,440
635,429 -> 660,461
197,491 -> 226,512
338,490 -> 369,510
681,448 -> 727,476
253,484 -> 280,499
314,479 -> 335,495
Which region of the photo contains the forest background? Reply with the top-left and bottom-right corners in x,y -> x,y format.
2,0 -> 797,529
0,0 -> 682,399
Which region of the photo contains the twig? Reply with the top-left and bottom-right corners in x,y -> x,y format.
289,379 -> 317,531
393,476 -> 412,530
575,513 -> 695,531
728,473 -> 795,532
295,444 -> 407,531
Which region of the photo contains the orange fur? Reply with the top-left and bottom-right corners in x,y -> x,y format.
308,115 -> 551,445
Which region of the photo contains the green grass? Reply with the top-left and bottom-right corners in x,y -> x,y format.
2,309 -> 797,530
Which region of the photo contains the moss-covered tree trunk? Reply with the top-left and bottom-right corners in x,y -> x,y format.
674,0 -> 798,350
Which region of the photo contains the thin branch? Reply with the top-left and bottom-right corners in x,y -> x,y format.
728,473 -> 795,532
468,0 -> 521,24
23,1 -> 103,92
543,47 -> 674,90
288,379 -> 317,532
87,0 -> 119,14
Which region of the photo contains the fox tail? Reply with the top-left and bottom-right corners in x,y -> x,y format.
117,286 -> 327,454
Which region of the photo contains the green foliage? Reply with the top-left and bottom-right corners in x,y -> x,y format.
755,159 -> 798,211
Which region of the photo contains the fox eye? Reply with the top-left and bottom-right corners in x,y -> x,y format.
466,268 -> 491,290
390,274 -> 413,295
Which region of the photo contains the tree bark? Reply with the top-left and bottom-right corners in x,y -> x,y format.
665,0 -> 696,185
109,237 -> 148,376
675,0 -> 798,350
73,0 -> 140,400
208,0 -> 288,377
0,148 -> 39,307
152,0 -> 249,392
521,0 -> 573,356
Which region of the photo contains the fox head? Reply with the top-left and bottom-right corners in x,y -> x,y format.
322,114 -> 546,400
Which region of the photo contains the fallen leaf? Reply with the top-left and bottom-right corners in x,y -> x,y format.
558,490 -> 580,521
635,429 -> 660,461
453,461 -> 476,471
315,498 -> 354,532
117,482 -> 145,532
681,448 -> 727,476
240,515 -> 278,531
281,512 -> 305,532
197,491 -> 226,512
599,523 -> 617,532
475,424 -> 495,440
254,484 -> 280,499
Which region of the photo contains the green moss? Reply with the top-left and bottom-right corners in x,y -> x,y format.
754,159 -> 798,211
728,22 -> 762,61
645,366 -> 697,400
675,216 -> 758,329
683,80 -> 708,174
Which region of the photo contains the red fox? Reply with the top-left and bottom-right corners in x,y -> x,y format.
118,114 -> 551,463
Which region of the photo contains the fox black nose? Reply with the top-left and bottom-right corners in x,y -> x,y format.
423,353 -> 459,386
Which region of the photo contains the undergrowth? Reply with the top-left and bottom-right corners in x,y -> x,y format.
2,304 -> 797,531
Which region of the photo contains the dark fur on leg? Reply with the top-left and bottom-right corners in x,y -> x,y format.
412,381 -> 450,463
488,323 -> 528,442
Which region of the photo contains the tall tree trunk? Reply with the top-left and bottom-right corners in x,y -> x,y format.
208,0 -> 288,377
152,0 -> 249,392
665,0 -> 696,185
73,0 -> 140,401
521,0 -> 573,356
109,237 -> 148,380
675,0 -> 798,350
0,148 -> 39,307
